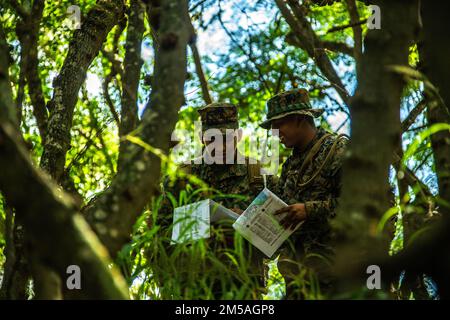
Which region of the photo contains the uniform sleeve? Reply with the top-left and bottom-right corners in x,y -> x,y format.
304,137 -> 347,220
304,198 -> 338,220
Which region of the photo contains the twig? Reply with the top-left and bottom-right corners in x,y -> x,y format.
345,0 -> 363,76
401,98 -> 427,132
326,19 -> 367,34
217,0 -> 272,94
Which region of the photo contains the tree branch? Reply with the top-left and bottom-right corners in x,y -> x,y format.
326,19 -> 367,34
401,97 -> 427,132
345,0 -> 363,77
15,0 -> 48,143
118,0 -> 146,170
286,32 -> 355,56
83,0 -> 191,257
189,19 -> 213,105
0,24 -> 18,127
276,0 -> 351,104
40,0 -> 124,182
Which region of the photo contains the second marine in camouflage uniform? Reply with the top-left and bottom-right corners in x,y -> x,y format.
261,89 -> 348,298
162,102 -> 264,217
156,102 -> 266,299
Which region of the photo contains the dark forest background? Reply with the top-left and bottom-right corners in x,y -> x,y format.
0,0 -> 449,299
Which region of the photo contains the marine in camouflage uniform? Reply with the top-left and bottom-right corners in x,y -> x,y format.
156,103 -> 267,299
260,89 -> 348,299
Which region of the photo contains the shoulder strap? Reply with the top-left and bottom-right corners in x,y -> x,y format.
297,133 -> 332,177
297,133 -> 348,188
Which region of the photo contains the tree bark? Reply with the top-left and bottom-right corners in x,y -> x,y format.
118,0 -> 146,171
0,122 -> 129,299
419,1 -> 450,210
40,0 -> 124,182
15,0 -> 48,143
0,204 -> 29,300
0,24 -> 18,126
333,0 -> 420,291
83,0 -> 191,258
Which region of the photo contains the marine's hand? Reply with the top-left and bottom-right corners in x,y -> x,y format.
274,203 -> 307,230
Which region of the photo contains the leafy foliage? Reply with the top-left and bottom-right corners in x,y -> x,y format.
0,0 -> 446,300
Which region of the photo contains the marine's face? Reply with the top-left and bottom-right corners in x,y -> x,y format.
202,128 -> 242,162
271,116 -> 304,148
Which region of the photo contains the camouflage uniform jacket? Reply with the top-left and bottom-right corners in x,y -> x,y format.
188,159 -> 264,209
273,127 -> 348,257
159,156 -> 267,267
160,156 -> 265,227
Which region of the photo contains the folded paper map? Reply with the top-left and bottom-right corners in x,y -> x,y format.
233,188 -> 301,258
171,199 -> 239,244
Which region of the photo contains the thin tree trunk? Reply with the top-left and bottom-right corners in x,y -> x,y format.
40,0 -> 124,183
0,204 -> 29,300
15,0 -> 48,144
419,1 -> 450,211
333,0 -> 420,292
188,18 -> 212,106
118,0 -> 146,171
84,0 -> 192,258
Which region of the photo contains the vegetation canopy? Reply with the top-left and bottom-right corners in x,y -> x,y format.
0,0 -> 448,301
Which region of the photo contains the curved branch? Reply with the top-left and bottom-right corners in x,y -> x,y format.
16,0 -> 48,143
286,32 -> 355,57
345,0 -> 363,77
276,0 -> 350,103
40,0 -> 124,182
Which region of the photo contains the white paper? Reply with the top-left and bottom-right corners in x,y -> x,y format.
171,199 -> 239,244
233,188 -> 300,258
210,199 -> 240,222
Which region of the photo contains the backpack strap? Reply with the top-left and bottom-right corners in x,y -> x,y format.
297,133 -> 348,188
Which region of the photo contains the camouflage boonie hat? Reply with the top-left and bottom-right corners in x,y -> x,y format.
260,89 -> 324,129
198,102 -> 238,131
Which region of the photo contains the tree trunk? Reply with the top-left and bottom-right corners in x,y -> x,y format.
0,204 -> 29,300
419,1 -> 450,211
0,122 -> 129,299
118,0 -> 146,171
84,0 -> 192,258
333,0 -> 420,292
40,0 -> 124,183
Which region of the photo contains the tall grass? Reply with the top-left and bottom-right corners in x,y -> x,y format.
115,187 -> 327,300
